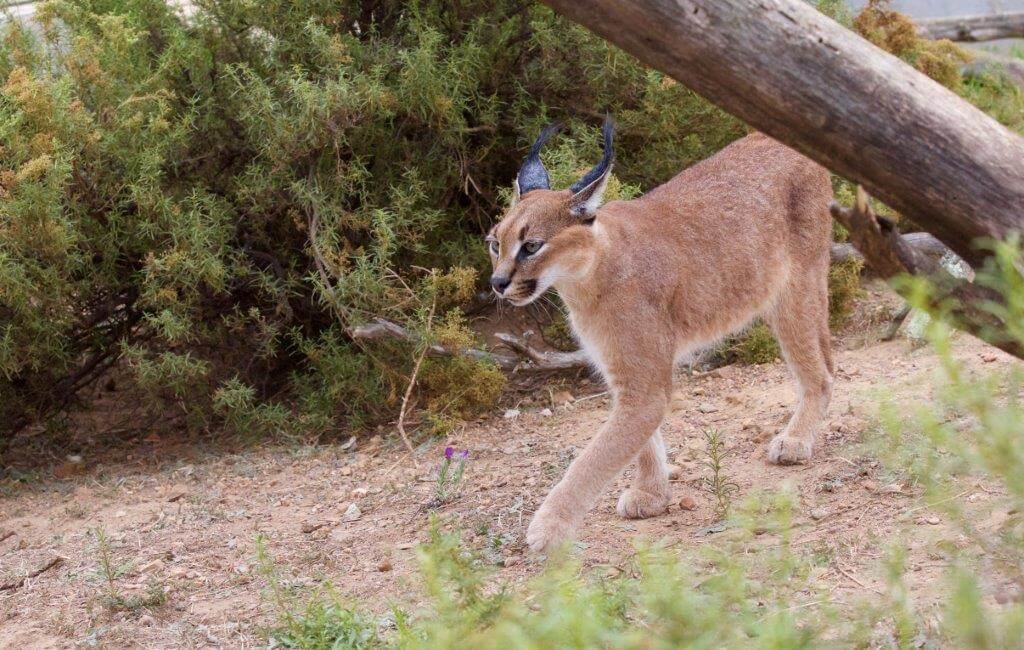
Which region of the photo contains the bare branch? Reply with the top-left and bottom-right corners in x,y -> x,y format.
830,232 -> 948,269
395,289 -> 436,461
917,12 -> 1024,42
494,332 -> 591,371
347,317 -> 591,373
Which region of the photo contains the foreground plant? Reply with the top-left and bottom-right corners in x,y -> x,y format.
431,447 -> 469,507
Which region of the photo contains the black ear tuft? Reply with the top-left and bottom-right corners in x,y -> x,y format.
516,123 -> 561,195
570,115 -> 614,195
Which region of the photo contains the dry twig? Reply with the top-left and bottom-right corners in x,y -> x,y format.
395,290 -> 437,461
0,556 -> 64,592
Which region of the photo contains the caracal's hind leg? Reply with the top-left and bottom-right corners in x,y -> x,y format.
616,426 -> 672,519
763,269 -> 833,464
527,357 -> 672,552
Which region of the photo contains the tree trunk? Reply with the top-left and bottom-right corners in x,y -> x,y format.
917,12 -> 1024,42
539,0 -> 1024,269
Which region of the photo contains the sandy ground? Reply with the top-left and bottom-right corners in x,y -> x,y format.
1,283 -> 1019,648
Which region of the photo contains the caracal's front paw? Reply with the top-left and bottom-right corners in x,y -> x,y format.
526,508 -> 576,554
616,486 -> 671,519
767,434 -> 814,465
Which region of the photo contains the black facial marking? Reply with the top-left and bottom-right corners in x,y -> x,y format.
519,225 -> 528,241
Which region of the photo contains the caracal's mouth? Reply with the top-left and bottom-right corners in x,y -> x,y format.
504,279 -> 539,305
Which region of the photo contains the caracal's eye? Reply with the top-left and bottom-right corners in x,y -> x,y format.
522,240 -> 544,255
488,240 -> 499,256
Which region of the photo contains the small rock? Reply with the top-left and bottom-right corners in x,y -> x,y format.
551,390 -> 574,406
923,515 -> 941,525
981,353 -> 998,363
667,464 -> 682,480
740,420 -> 756,430
696,403 -> 718,414
503,409 -> 521,420
678,496 -> 697,510
115,509 -> 127,518
343,503 -> 362,522
340,467 -> 352,477
301,521 -> 326,534
538,408 -> 553,417
861,479 -> 878,492
169,566 -> 190,578
995,584 -> 1023,604
377,560 -> 392,572
503,556 -> 522,568
350,487 -> 369,498
879,483 -> 905,495
809,507 -> 830,520
707,366 -> 735,379
67,454 -> 83,464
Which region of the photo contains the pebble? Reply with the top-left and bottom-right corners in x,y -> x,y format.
809,507 -> 830,520
678,496 -> 697,510
343,503 -> 362,522
551,390 -> 574,406
351,487 -> 369,498
503,409 -> 521,420
377,560 -> 392,572
697,403 -> 718,414
301,521 -> 326,534
538,408 -> 553,417
503,556 -> 522,568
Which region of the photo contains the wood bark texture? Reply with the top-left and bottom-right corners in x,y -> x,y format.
917,12 -> 1024,42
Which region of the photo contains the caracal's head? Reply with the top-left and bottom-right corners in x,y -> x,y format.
487,118 -> 614,306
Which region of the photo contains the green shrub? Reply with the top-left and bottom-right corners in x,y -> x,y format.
827,256 -> 864,328
729,321 -> 781,365
0,0 -> 743,441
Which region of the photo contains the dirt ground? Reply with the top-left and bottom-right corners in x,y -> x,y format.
1,282 -> 1019,648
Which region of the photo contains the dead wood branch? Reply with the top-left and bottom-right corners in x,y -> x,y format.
494,332 -> 591,371
917,12 -> 1024,42
830,232 -> 948,269
830,188 -> 1022,359
395,289 -> 436,459
349,318 -> 590,372
0,556 -> 64,592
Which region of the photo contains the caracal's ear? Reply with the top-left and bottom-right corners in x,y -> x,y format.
515,123 -> 561,202
569,115 -> 615,220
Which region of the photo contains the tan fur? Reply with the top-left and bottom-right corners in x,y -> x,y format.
488,133 -> 834,552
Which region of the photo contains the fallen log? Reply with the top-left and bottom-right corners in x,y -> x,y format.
916,12 -> 1024,42
539,0 -> 1024,271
